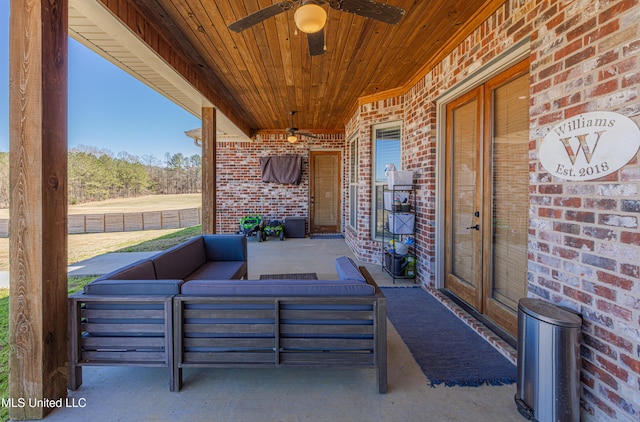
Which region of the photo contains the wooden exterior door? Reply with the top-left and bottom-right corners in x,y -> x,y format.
310,151 -> 341,233
445,60 -> 529,336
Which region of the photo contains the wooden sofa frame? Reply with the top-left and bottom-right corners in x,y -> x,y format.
172,267 -> 387,393
69,266 -> 386,393
68,294 -> 175,390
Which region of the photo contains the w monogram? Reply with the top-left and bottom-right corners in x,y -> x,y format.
558,131 -> 605,165
539,111 -> 640,181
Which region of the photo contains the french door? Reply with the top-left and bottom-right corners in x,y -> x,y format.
444,60 -> 529,336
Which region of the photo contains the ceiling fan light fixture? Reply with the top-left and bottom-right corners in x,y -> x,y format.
294,3 -> 327,34
287,134 -> 298,143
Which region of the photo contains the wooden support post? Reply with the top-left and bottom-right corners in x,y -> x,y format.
202,107 -> 217,234
9,0 -> 68,419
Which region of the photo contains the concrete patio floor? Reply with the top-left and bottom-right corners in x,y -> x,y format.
42,236 -> 522,421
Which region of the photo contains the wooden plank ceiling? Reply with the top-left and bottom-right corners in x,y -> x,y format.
116,0 -> 502,134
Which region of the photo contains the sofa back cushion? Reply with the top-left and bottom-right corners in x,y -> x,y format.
203,234 -> 247,261
96,259 -> 157,281
153,236 -> 206,280
335,256 -> 366,282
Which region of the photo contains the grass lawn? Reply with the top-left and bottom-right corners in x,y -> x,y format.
0,225 -> 202,421
0,229 -> 191,272
0,193 -> 201,219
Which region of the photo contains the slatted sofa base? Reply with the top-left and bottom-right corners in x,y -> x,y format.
68,294 -> 175,391
173,268 -> 387,394
68,264 -> 387,394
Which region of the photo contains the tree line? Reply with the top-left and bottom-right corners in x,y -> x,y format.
0,146 -> 202,208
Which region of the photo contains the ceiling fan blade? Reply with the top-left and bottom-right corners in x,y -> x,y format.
228,1 -> 295,32
330,0 -> 405,25
307,29 -> 325,56
298,131 -> 320,139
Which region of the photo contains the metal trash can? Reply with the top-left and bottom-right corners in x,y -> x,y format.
515,298 -> 582,422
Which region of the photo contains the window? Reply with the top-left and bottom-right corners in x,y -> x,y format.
371,123 -> 401,239
348,135 -> 358,231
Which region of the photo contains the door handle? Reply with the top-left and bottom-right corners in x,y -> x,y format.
466,224 -> 480,230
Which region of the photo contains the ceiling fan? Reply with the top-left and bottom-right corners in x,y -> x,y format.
286,111 -> 318,143
228,0 -> 406,56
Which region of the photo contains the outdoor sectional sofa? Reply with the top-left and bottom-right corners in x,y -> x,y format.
68,234 -> 248,392
68,235 -> 387,394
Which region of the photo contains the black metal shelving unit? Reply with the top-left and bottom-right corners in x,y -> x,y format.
381,184 -> 417,284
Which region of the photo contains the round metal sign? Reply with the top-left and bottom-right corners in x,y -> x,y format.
539,111 -> 640,181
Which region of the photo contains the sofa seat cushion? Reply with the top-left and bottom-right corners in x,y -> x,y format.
335,256 -> 366,282
180,279 -> 375,296
185,261 -> 247,281
152,236 -> 206,279
84,279 -> 183,295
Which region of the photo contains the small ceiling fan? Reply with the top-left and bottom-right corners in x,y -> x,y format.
286,111 -> 318,143
228,0 -> 406,56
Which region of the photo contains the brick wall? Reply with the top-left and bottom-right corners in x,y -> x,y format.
344,98 -> 404,262
528,1 -> 640,419
215,133 -> 346,234
344,0 -> 640,419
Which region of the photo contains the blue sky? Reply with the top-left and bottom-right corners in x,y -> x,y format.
0,2 -> 202,160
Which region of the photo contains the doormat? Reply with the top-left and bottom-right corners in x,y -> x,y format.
259,273 -> 318,280
309,234 -> 344,239
381,286 -> 516,387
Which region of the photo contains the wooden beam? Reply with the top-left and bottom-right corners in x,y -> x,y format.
8,0 -> 68,419
202,107 -> 216,234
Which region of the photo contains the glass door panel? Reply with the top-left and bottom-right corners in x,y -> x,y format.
490,73 -> 529,311
445,87 -> 483,310
482,61 -> 530,336
451,100 -> 479,286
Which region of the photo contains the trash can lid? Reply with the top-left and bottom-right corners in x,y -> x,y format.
518,298 -> 582,328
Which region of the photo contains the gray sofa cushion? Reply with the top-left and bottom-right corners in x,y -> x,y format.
203,235 -> 247,261
152,236 -> 206,279
82,234 -> 249,296
185,261 -> 247,281
84,279 -> 183,295
335,256 -> 366,282
94,259 -> 157,281
180,279 -> 375,296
